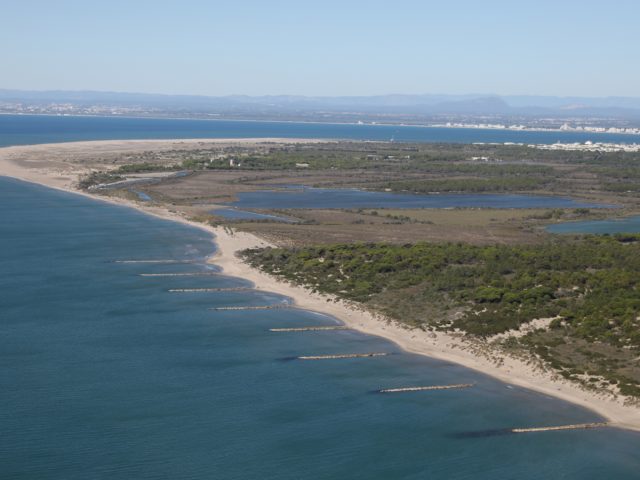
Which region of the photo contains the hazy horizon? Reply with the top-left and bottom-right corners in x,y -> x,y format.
3,88 -> 640,101
5,88 -> 640,123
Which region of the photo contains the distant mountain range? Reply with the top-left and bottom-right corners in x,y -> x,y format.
2,89 -> 640,121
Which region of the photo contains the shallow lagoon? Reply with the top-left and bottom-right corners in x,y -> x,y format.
547,215 -> 640,234
1,176 -> 639,479
225,185 -> 609,210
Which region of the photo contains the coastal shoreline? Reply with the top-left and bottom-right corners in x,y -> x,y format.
1,139 -> 639,433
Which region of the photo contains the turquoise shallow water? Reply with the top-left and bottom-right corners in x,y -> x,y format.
1,176 -> 640,479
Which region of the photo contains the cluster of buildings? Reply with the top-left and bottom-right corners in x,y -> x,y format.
438,122 -> 529,130
0,102 -> 159,117
559,124 -> 640,135
532,141 -> 640,152
470,156 -> 503,162
436,122 -> 640,136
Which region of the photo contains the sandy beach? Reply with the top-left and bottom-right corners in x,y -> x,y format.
1,139 -> 639,432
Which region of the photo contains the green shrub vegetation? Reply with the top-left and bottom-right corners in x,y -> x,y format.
78,171 -> 124,189
244,235 -> 640,396
383,176 -> 548,193
243,236 -> 640,394
114,162 -> 179,173
243,235 -> 640,342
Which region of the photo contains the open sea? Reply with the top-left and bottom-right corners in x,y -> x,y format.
2,114 -> 640,146
1,116 -> 640,478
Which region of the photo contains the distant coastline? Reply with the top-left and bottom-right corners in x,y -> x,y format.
3,114 -> 640,149
3,111 -> 640,138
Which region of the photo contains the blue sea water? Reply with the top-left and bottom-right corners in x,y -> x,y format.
224,186 -> 609,210
548,215 -> 640,234
2,114 -> 640,146
1,176 -> 640,479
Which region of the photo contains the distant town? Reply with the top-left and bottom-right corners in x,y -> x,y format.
438,122 -> 640,135
473,141 -> 640,152
3,101 -> 640,139
2,90 -> 640,134
0,102 -> 165,118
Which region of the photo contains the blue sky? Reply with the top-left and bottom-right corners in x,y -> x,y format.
2,0 -> 639,97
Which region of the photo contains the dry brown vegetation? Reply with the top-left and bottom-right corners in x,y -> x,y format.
78,140 -> 639,247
